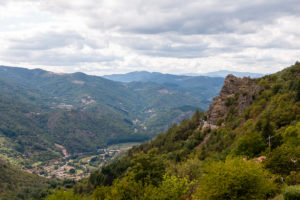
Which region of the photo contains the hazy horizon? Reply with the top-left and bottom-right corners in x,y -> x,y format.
0,64 -> 269,77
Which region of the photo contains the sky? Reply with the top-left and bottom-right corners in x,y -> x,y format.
0,0 -> 299,75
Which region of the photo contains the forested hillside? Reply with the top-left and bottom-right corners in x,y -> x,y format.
104,71 -> 224,105
0,159 -> 53,200
0,65 -> 224,184
46,62 -> 300,199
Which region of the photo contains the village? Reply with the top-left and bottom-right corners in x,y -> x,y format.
25,143 -> 138,180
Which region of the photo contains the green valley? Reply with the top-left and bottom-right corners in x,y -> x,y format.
0,65 -> 224,182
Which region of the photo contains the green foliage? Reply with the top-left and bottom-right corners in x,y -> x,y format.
283,185 -> 300,200
92,186 -> 110,200
143,175 -> 192,200
216,117 -> 223,126
273,83 -> 282,94
199,128 -> 236,160
45,190 -> 83,200
104,175 -> 145,200
0,160 -> 52,200
296,80 -> 300,101
225,97 -> 235,107
282,123 -> 300,146
286,171 -> 300,185
89,158 -> 131,187
132,112 -> 203,161
167,157 -> 203,181
129,152 -> 165,186
265,144 -> 300,175
194,157 -> 276,200
91,174 -> 192,200
233,131 -> 266,157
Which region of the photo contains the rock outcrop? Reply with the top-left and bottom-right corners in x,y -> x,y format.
206,74 -> 260,125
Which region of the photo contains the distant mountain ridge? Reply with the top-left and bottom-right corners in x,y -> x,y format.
103,71 -> 221,83
200,70 -> 264,78
103,70 -> 264,82
103,71 -> 224,103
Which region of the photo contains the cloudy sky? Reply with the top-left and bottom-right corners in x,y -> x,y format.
0,0 -> 299,75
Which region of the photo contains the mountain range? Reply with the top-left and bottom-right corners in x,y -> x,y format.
199,70 -> 265,78
0,65 -> 224,167
1,62 -> 300,199
103,70 -> 264,82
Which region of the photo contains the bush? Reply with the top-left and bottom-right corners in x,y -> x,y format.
234,131 -> 266,157
286,171 -> 300,185
69,168 -> 76,174
130,152 -> 165,186
143,175 -> 192,200
194,157 -> 276,200
225,97 -> 235,107
283,185 -> 300,200
265,145 -> 300,175
216,118 -> 223,126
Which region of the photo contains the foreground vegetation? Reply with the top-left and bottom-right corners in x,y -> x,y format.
43,62 -> 300,199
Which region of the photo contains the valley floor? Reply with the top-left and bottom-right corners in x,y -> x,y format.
1,142 -> 140,181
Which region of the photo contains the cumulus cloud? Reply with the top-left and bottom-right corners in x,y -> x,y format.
0,0 -> 299,75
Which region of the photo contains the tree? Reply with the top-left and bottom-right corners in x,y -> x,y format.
234,131 -> 266,157
143,175 -> 192,200
265,144 -> 300,175
130,152 -> 165,186
194,157 -> 276,200
106,176 -> 144,200
283,185 -> 300,200
69,168 -> 76,174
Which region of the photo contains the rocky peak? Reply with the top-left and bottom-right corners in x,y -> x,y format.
206,74 -> 260,125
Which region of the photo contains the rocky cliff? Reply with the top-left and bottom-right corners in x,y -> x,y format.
206,74 -> 260,125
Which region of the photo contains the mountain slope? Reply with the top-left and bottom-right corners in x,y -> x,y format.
57,62 -> 300,200
0,65 -> 222,168
104,71 -> 224,106
0,160 -> 52,200
0,75 -> 142,163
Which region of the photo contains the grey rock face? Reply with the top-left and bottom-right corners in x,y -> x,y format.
206,74 -> 260,125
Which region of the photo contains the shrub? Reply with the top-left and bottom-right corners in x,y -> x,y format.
286,171 -> 300,185
265,145 -> 300,175
283,185 -> 300,200
225,97 -> 235,107
69,168 -> 76,174
216,118 -> 223,126
234,131 -> 266,157
194,157 -> 276,200
143,175 -> 192,200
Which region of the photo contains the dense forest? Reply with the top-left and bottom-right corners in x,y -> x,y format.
44,62 -> 300,200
